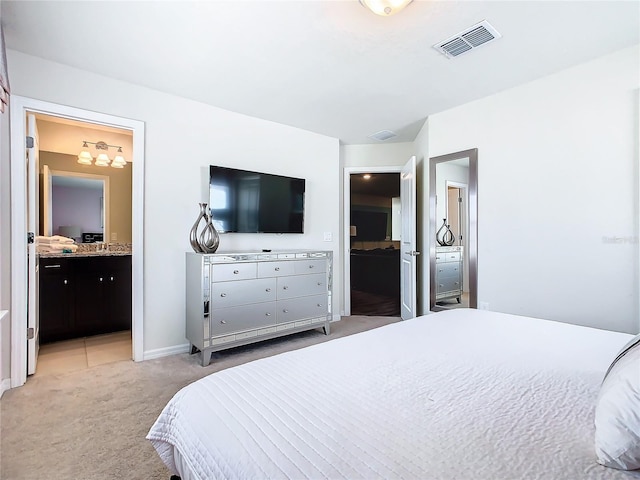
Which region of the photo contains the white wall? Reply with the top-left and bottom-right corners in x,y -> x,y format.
5,50 -> 340,360
341,143 -> 415,168
428,45 -> 640,334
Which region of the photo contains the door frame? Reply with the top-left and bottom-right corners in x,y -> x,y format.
445,180 -> 469,292
343,165 -> 402,316
10,95 -> 145,388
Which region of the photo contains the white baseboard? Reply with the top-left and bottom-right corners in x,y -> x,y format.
1,378 -> 11,398
143,343 -> 190,361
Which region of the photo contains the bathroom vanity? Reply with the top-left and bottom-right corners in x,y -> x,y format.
38,252 -> 132,343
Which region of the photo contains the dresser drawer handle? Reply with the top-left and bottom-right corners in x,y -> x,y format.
283,309 -> 288,313
99,277 -> 104,282
308,265 -> 314,269
63,279 -> 68,285
265,313 -> 271,316
317,282 -> 322,286
110,276 -> 114,281
317,303 -> 323,307
283,286 -> 289,290
220,320 -> 226,324
220,293 -> 227,297
266,288 -> 271,292
233,270 -> 239,274
275,267 -> 280,271
44,264 -> 61,269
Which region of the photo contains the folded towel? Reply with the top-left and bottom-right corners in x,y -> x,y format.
36,235 -> 75,245
37,244 -> 78,253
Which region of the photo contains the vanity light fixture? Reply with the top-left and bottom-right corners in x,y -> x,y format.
77,142 -> 93,165
77,140 -> 127,168
359,0 -> 413,16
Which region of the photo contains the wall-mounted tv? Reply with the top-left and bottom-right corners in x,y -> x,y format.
209,165 -> 305,233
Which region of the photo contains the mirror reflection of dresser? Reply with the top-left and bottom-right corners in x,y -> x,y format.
435,246 -> 463,303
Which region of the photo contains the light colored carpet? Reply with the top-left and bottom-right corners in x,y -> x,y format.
0,315 -> 400,480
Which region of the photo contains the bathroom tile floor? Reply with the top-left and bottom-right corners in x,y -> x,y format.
34,330 -> 131,377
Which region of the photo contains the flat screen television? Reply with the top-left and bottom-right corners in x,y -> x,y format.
351,210 -> 389,241
209,165 -> 305,233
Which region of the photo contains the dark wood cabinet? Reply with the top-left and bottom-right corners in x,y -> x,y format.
39,255 -> 132,343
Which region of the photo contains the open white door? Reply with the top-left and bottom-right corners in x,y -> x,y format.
400,155 -> 418,320
27,113 -> 40,375
42,164 -> 52,236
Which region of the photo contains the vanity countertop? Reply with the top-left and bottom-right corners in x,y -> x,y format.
39,251 -> 132,259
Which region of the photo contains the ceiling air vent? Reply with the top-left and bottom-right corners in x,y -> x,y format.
368,130 -> 397,141
434,20 -> 502,59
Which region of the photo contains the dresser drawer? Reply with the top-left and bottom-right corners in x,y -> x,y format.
257,260 -> 295,278
294,259 -> 326,275
211,278 -> 276,308
436,262 -> 460,279
212,262 -> 257,282
210,302 -> 276,336
442,251 -> 461,262
276,273 -> 327,300
277,295 -> 328,324
436,277 -> 462,294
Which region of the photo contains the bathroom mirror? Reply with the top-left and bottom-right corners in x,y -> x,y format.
429,149 -> 478,311
42,166 -> 109,241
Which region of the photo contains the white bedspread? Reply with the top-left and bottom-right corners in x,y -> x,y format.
147,309 -> 640,479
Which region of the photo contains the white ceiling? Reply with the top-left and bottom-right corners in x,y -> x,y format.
2,1 -> 639,145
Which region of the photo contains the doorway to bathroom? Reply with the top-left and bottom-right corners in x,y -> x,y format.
9,96 -> 145,388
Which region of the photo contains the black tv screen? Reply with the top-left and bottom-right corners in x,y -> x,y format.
351,210 -> 388,240
209,165 -> 305,233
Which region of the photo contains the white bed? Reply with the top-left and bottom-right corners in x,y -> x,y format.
147,309 -> 640,479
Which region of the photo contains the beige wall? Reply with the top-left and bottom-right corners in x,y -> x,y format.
40,151 -> 133,243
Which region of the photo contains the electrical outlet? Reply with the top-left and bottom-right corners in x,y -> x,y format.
479,301 -> 489,310
111,232 -> 117,241
323,232 -> 332,242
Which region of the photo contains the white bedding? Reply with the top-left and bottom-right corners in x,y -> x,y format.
147,309 -> 640,479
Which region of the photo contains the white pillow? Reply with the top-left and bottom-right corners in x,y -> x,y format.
594,334 -> 640,470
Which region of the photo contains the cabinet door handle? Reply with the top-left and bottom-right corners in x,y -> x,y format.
63,279 -> 68,285
275,267 -> 280,271
220,320 -> 226,324
220,293 -> 227,297
317,282 -> 322,286
266,288 -> 271,292
44,264 -> 61,269
317,303 -> 323,307
110,276 -> 114,281
99,277 -> 103,282
308,265 -> 314,269
265,313 -> 271,316
233,270 -> 239,274
283,309 -> 288,313
283,286 -> 288,290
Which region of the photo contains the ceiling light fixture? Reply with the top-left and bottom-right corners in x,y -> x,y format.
359,0 -> 413,16
77,140 -> 127,168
